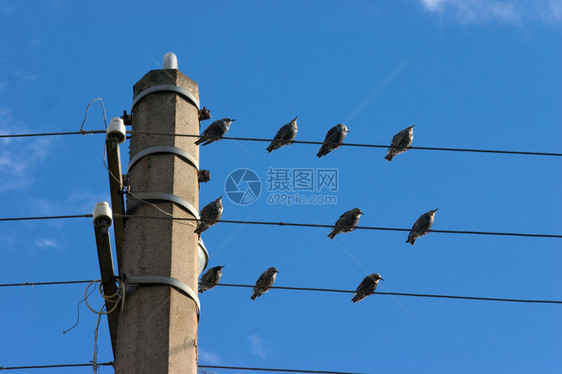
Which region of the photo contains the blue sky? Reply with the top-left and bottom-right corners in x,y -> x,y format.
1,0 -> 561,373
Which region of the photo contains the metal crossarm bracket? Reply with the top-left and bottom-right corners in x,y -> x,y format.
127,146 -> 199,174
131,84 -> 200,111
129,192 -> 199,220
122,274 -> 201,319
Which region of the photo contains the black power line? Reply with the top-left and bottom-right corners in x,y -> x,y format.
214,283 -> 562,304
0,362 -> 361,373
118,215 -> 562,239
1,213 -> 560,239
0,362 -> 113,371
199,365 -> 366,374
0,280 -> 92,288
1,279 -> 560,305
0,130 -> 106,138
130,130 -> 562,157
1,129 -> 560,157
0,214 -> 92,222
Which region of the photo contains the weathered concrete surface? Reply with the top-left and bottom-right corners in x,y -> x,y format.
115,69 -> 200,374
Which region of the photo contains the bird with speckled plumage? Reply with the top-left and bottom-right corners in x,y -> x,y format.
267,116 -> 298,152
199,265 -> 225,293
406,209 -> 438,245
317,124 -> 350,158
352,273 -> 384,303
328,208 -> 363,239
194,196 -> 223,235
195,118 -> 236,146
250,267 -> 279,300
385,125 -> 414,161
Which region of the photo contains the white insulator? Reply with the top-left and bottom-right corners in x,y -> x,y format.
163,52 -> 178,70
106,117 -> 126,143
93,201 -> 113,226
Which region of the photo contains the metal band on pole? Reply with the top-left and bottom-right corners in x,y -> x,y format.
129,192 -> 200,220
127,146 -> 199,174
123,274 -> 201,319
132,84 -> 200,111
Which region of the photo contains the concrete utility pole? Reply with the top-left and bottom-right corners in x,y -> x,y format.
115,54 -> 200,374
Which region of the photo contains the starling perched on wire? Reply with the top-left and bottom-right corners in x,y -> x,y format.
406,209 -> 438,245
194,196 -> 223,235
317,124 -> 350,158
328,208 -> 364,239
195,118 -> 236,146
250,267 -> 279,300
266,116 -> 298,152
385,125 -> 414,161
352,273 -> 384,303
199,265 -> 225,293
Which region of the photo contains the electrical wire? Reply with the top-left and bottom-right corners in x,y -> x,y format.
0,213 -> 560,239
0,363 -> 113,371
198,365 -> 366,374
0,129 -> 560,157
130,130 -> 562,157
0,130 -> 106,138
79,98 -> 108,131
213,283 -> 562,304
0,280 -> 92,287
0,214 -> 92,222
116,214 -> 562,239
0,363 -> 361,373
1,279 -> 560,304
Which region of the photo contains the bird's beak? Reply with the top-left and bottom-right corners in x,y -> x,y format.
218,195 -> 223,200
361,212 -> 365,215
231,119 -> 236,122
434,208 -> 439,212
380,278 -> 384,281
346,129 -> 351,133
220,265 -> 225,269
293,116 -> 298,120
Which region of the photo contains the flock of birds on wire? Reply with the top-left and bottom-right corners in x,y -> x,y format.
194,116 -> 435,303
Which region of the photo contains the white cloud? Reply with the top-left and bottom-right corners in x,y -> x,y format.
417,0 -> 562,24
35,238 -> 60,249
248,334 -> 270,359
198,349 -> 222,365
15,71 -> 38,82
31,191 -> 111,217
0,108 -> 53,191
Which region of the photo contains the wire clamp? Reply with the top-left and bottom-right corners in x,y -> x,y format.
122,274 -> 201,319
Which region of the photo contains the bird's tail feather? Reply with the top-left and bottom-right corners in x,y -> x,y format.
384,153 -> 394,161
328,231 -> 336,239
195,138 -> 204,145
250,294 -> 257,300
406,236 -> 416,245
